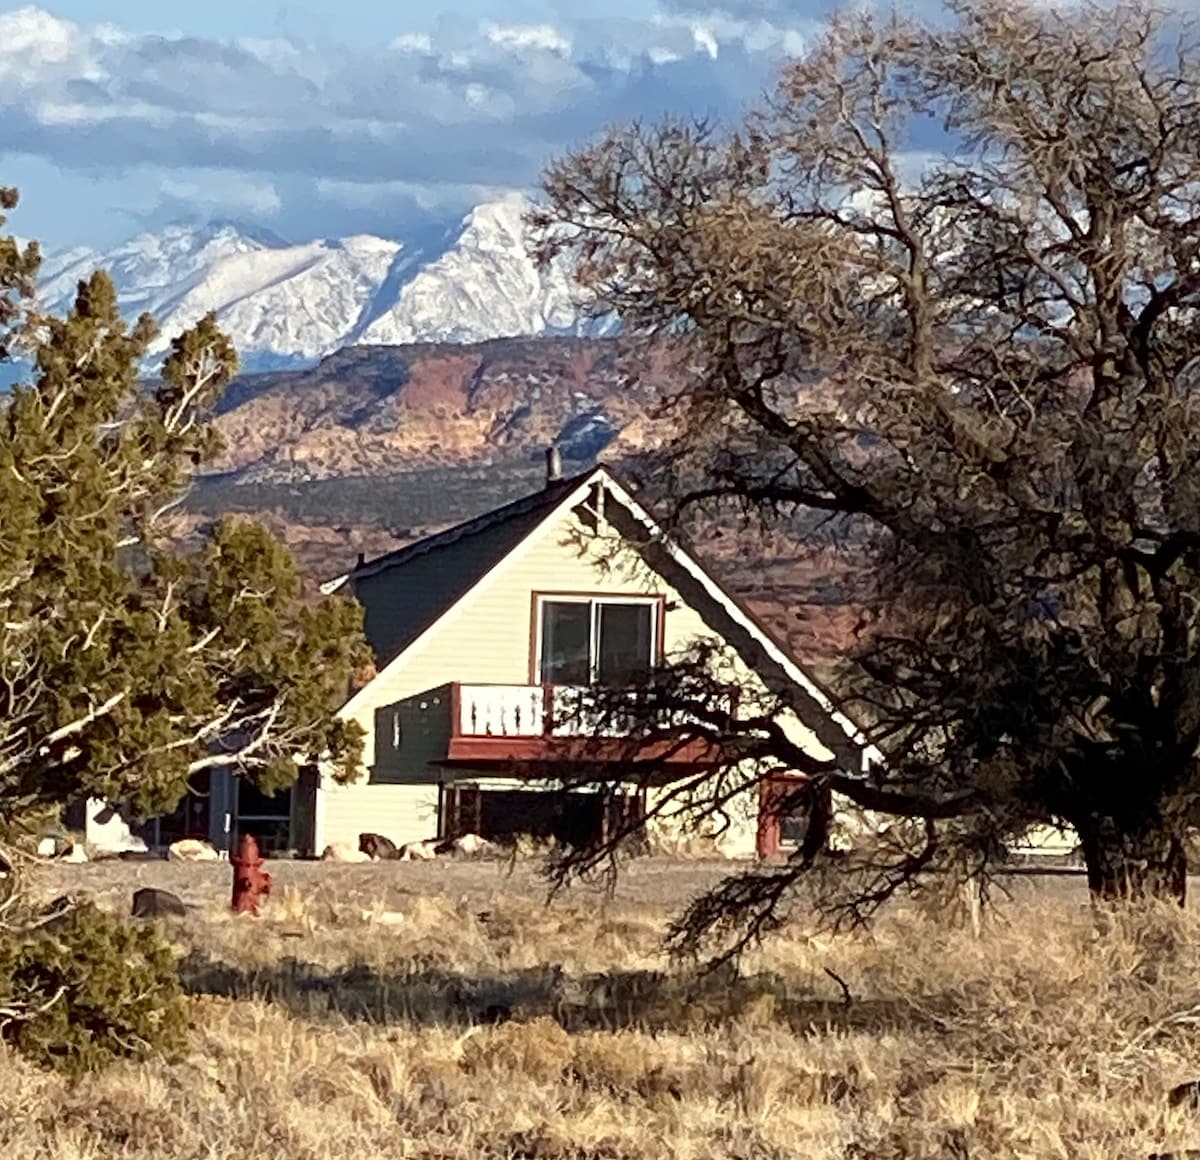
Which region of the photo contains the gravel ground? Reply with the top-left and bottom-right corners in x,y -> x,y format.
25,855 -> 744,915
27,853 -> 1199,918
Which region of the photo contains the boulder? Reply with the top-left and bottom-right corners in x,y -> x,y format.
450,833 -> 496,858
1168,1078 -> 1200,1109
399,839 -> 439,861
168,839 -> 219,863
359,832 -> 399,861
321,842 -> 370,863
131,887 -> 188,919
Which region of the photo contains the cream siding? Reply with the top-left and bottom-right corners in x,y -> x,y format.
352,504 -> 553,666
322,498 -> 834,854
321,781 -> 440,850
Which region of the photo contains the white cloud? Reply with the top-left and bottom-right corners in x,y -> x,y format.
464,83 -> 490,109
0,4 -> 817,246
649,7 -> 813,59
159,176 -> 282,217
0,6 -> 102,85
0,7 -> 78,63
483,22 -> 572,56
658,0 -> 810,17
315,177 -> 519,211
390,32 -> 432,54
690,23 -> 720,59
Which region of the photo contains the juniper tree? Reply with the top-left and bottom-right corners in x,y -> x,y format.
0,189 -> 368,1068
0,187 -> 366,834
532,0 -> 1200,926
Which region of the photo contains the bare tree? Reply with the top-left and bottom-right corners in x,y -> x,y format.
531,0 -> 1200,927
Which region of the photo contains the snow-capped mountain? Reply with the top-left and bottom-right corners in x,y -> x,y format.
359,196 -> 594,346
37,195 -> 600,371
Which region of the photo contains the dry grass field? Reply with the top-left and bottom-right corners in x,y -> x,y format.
3,857 -> 1198,1160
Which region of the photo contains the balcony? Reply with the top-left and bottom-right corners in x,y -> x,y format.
443,682 -> 724,767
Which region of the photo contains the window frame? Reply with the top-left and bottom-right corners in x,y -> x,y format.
532,593 -> 664,685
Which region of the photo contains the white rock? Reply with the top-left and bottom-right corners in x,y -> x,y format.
62,844 -> 88,863
320,842 -> 370,863
93,833 -> 149,856
36,837 -> 57,858
451,833 -> 495,857
81,798 -> 148,855
167,838 -> 220,863
399,839 -> 439,861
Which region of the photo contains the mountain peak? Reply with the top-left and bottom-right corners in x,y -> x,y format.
195,218 -> 292,248
357,193 -> 590,348
36,199 -> 599,369
130,217 -> 291,251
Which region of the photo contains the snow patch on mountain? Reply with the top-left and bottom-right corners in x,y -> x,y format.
40,222 -> 287,318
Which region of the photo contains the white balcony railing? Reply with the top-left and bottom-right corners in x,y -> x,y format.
456,684 -> 546,738
455,684 -> 730,740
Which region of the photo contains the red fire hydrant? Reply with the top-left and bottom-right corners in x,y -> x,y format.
231,833 -> 272,916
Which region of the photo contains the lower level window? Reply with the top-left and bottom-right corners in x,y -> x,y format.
779,805 -> 809,847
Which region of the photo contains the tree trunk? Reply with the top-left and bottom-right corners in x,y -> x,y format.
1076,814 -> 1188,905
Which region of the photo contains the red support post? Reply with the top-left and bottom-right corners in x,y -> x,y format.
756,780 -> 781,860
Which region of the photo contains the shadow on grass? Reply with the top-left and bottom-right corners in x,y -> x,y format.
178,949 -> 956,1035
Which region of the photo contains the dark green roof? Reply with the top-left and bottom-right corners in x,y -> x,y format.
346,469 -> 594,666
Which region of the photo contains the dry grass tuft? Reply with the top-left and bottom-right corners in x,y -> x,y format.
462,1016 -> 574,1082
1,859 -> 1197,1159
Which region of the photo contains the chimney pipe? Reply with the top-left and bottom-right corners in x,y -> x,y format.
545,445 -> 563,486
355,552 -> 366,569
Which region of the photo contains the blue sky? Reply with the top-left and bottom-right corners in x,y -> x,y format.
0,1 -> 838,251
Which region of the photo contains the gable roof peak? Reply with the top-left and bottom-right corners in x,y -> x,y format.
320,462 -> 615,596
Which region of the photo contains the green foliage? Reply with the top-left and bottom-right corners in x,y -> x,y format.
0,901 -> 188,1074
188,517 -> 369,793
0,186 -> 39,362
0,187 -> 368,829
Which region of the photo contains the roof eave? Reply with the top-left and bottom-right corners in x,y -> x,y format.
325,465 -> 612,590
595,473 -> 875,761
335,467 -> 610,720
